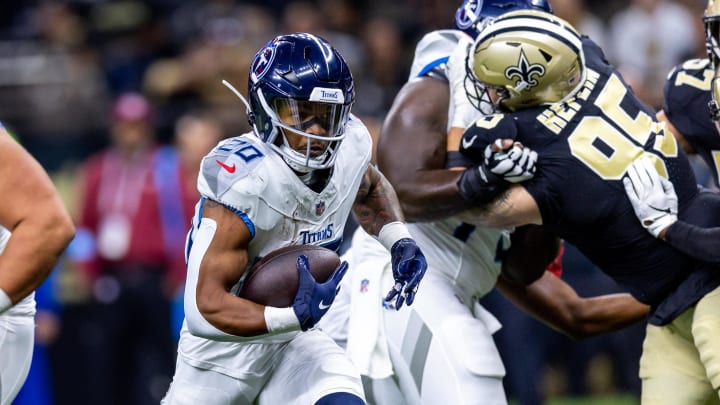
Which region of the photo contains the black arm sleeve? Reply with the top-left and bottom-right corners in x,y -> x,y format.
665,221 -> 720,265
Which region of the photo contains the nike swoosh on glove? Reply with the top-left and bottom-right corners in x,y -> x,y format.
293,255 -> 349,331
385,238 -> 427,310
622,156 -> 678,238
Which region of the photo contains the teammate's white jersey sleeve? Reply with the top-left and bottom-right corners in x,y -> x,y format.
408,29 -> 469,80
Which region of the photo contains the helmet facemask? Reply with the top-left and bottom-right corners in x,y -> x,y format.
709,68 -> 720,133
705,0 -> 720,69
464,48 -> 498,114
255,88 -> 351,173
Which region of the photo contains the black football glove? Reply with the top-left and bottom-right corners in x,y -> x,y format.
457,162 -> 509,204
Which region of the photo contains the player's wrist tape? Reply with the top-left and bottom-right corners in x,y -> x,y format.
377,221 -> 412,251
0,288 -> 12,314
264,306 -> 300,333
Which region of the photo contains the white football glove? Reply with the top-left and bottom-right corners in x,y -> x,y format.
622,157 -> 678,238
484,139 -> 537,183
448,34 -> 482,129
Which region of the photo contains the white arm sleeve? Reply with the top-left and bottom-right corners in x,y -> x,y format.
184,217 -> 255,342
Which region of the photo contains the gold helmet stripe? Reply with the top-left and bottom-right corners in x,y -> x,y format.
477,13 -> 582,55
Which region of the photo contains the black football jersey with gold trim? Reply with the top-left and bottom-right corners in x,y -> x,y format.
460,38 -> 720,325
663,58 -> 720,186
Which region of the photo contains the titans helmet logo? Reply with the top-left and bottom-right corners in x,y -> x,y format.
250,41 -> 277,82
504,49 -> 545,91
455,0 -> 480,31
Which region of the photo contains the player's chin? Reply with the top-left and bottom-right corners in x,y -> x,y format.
309,148 -> 327,158
294,145 -> 325,157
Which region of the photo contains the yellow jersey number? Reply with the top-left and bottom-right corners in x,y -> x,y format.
562,73 -> 678,179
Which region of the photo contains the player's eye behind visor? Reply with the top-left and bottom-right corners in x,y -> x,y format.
273,99 -> 349,137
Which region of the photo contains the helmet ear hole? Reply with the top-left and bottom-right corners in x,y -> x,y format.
539,49 -> 552,62
283,71 -> 301,86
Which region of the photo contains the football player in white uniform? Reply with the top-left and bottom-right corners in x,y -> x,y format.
161,33 -> 427,405
455,10 -> 720,405
0,123 -> 75,404
321,2 -> 649,404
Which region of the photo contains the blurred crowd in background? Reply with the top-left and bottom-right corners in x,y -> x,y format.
0,0 -> 716,404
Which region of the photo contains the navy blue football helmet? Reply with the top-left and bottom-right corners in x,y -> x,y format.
248,33 -> 355,171
454,0 -> 553,38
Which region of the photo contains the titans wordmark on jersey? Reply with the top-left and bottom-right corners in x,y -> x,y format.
460,37 -> 720,325
194,116 -> 372,273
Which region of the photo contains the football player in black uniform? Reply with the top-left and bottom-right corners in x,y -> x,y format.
655,0 -> 720,187
622,0 -> 720,267
453,10 -> 720,404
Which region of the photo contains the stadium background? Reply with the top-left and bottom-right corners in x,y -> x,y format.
0,1 -> 714,404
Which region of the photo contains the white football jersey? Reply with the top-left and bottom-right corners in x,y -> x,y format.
0,226 -> 35,316
320,30 -> 510,404
410,29 -> 507,299
408,30 -> 467,81
177,114 -> 372,377
196,115 -> 371,264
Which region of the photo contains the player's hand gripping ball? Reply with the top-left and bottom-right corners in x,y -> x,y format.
238,245 -> 342,308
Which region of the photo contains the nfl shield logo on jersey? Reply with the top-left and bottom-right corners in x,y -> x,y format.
315,201 -> 325,216
359,278 -> 369,293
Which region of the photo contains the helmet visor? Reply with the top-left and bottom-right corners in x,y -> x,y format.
273,99 -> 350,140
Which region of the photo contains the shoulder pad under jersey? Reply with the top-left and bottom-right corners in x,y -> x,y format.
342,114 -> 373,165
409,29 -> 469,81
663,58 -> 715,142
198,135 -> 272,209
332,115 -> 372,188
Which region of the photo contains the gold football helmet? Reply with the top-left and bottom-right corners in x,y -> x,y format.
465,10 -> 585,112
705,0 -> 720,68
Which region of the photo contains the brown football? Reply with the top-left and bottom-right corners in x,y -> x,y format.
237,245 -> 341,307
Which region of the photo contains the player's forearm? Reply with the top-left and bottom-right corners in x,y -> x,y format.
663,221 -> 720,265
393,169 -> 471,222
0,210 -> 74,303
191,290 -> 270,338
353,165 -> 405,236
497,272 -> 585,338
568,293 -> 649,338
497,272 -> 648,340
